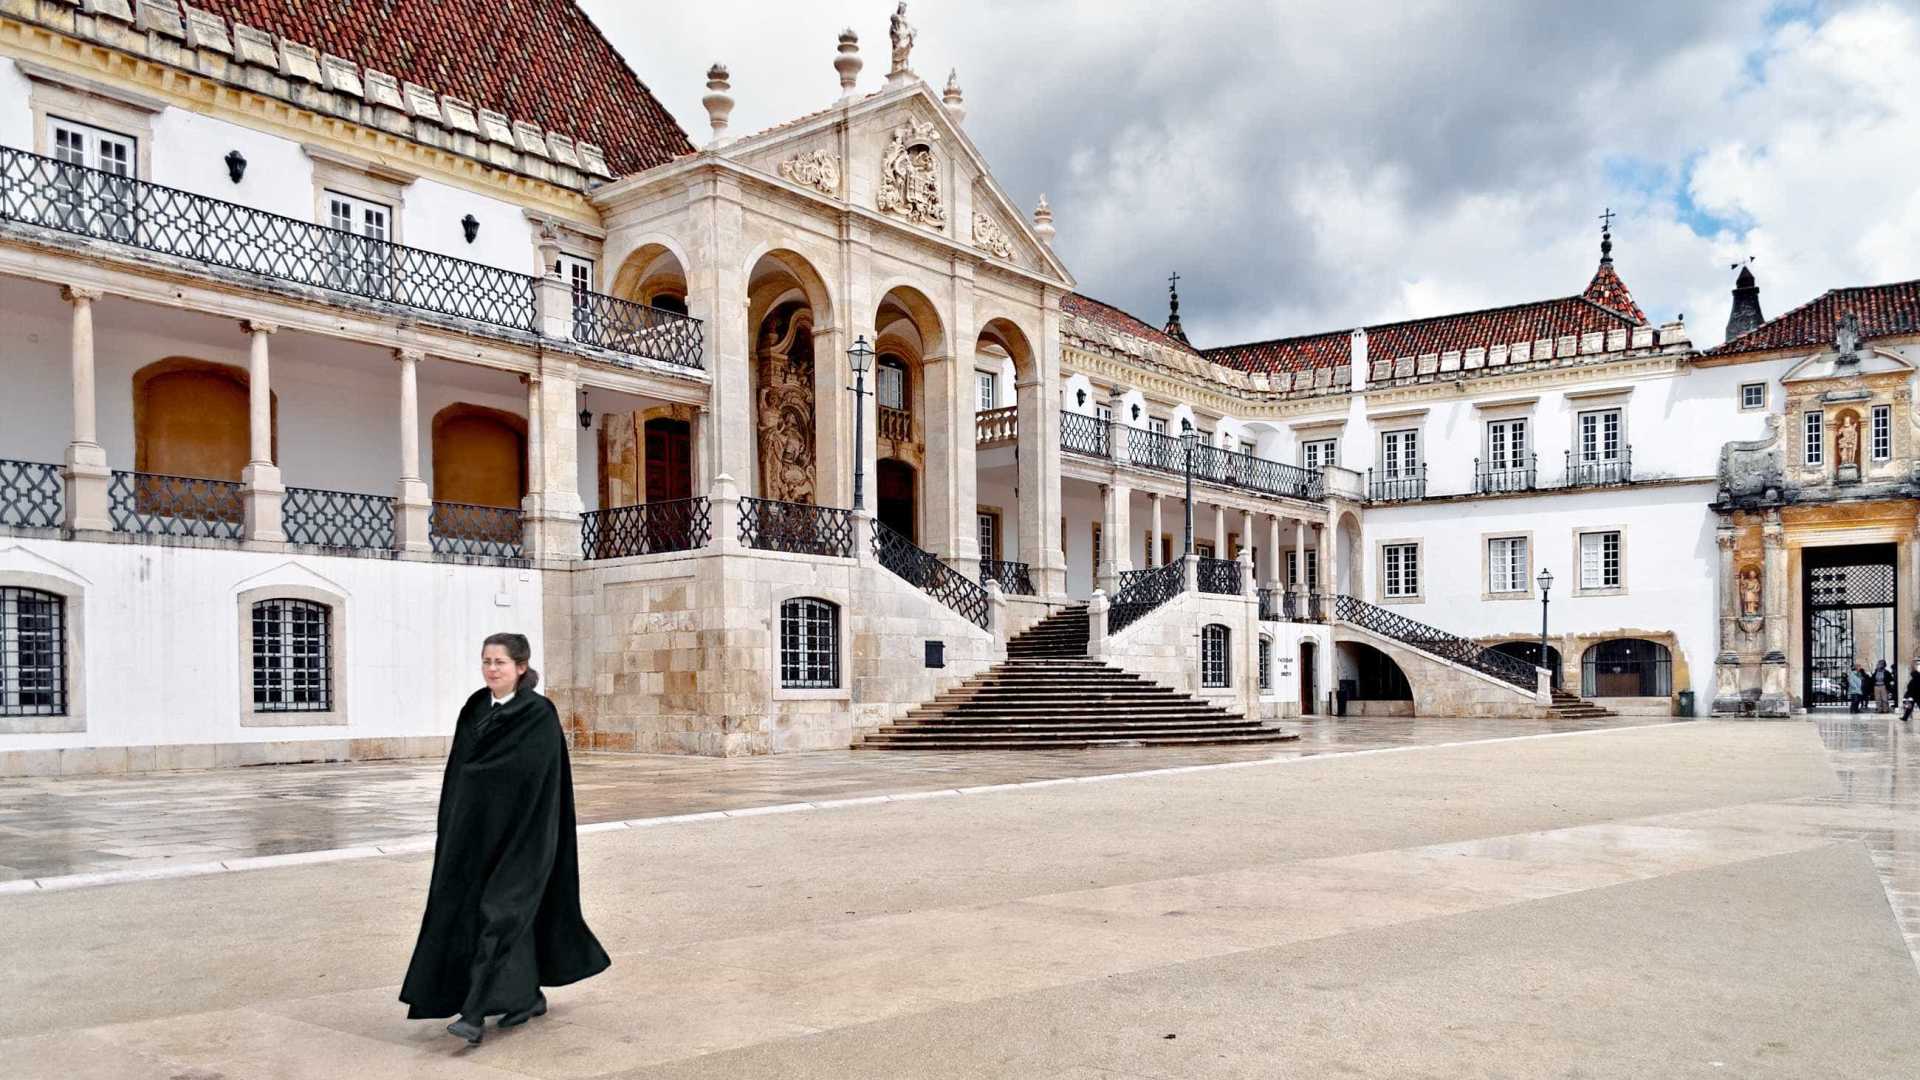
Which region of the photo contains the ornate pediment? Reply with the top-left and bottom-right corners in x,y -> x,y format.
777,148 -> 840,196
877,118 -> 946,228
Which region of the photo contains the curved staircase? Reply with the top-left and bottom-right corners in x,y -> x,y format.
857,606 -> 1299,750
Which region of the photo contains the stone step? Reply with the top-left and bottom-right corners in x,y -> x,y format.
857,732 -> 1297,749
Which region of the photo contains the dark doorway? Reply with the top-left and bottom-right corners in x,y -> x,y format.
1300,641 -> 1318,716
1491,641 -> 1563,690
877,459 -> 917,543
1802,543 -> 1897,710
644,418 -> 692,503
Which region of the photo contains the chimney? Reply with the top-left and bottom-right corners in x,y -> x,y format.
1725,263 -> 1764,341
701,63 -> 734,148
1349,328 -> 1369,391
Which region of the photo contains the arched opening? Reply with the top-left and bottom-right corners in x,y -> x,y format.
1299,640 -> 1319,714
747,250 -> 833,503
1336,640 -> 1413,716
1491,641 -> 1562,690
1583,638 -> 1672,698
611,242 -> 689,314
877,459 -> 917,544
1334,510 -> 1362,596
133,357 -> 274,481
873,286 -> 945,544
431,404 -> 526,508
975,316 -> 1039,586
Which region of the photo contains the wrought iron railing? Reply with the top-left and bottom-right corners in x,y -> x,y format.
1282,589 -> 1302,621
1058,410 -> 1109,457
872,521 -> 990,628
1564,448 -> 1632,488
975,406 -> 1017,445
878,405 -> 912,443
569,291 -> 703,368
109,470 -> 244,539
1257,586 -> 1280,621
1305,592 -> 1326,622
1197,555 -> 1242,595
0,460 -> 63,529
1330,594 -> 1538,690
738,497 -> 853,558
1125,427 -> 1185,473
1187,443 -> 1323,500
282,486 -> 396,551
581,497 -> 711,559
1110,559 -> 1184,634
1367,466 -> 1427,502
1474,454 -> 1537,494
429,500 -> 523,559
0,145 -> 538,331
979,559 -> 1035,596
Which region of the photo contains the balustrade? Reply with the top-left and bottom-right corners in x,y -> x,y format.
429,501 -> 524,559
0,460 -> 63,529
1058,410 -> 1109,457
878,405 -> 913,443
738,497 -> 853,558
979,559 -> 1035,596
581,497 -> 711,559
1329,594 -> 1537,689
974,406 -> 1017,445
872,522 -> 990,628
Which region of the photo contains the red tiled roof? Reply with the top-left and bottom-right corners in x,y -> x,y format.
1203,295 -> 1642,376
192,1 -> 693,175
1062,292 -> 1200,356
1582,260 -> 1647,322
1707,279 -> 1920,357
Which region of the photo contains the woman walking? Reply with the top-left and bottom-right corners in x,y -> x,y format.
1877,661 -> 1896,713
1904,662 -> 1920,723
400,632 -> 609,1044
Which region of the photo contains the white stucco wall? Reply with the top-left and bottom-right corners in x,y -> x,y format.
0,58 -> 34,154
403,175 -> 541,275
151,108 -> 314,219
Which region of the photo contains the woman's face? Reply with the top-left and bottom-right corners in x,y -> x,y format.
481,644 -> 524,698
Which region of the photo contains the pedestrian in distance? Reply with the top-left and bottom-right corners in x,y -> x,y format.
400,632 -> 609,1045
1849,666 -> 1866,714
1877,660 -> 1895,712
1904,662 -> 1920,724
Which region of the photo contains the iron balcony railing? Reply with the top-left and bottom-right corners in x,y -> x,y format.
0,460 -> 63,529
1196,555 -> 1242,596
0,145 -> 701,366
738,497 -> 853,558
1367,465 -> 1427,502
1125,426 -> 1184,473
1305,592 -> 1326,622
1564,448 -> 1633,488
282,486 -> 396,551
975,406 -> 1017,445
109,470 -> 244,539
872,521 -> 990,629
1257,586 -> 1280,621
429,500 -> 524,559
1329,593 -> 1537,690
581,497 -> 712,559
1066,418 -> 1325,502
1186,443 -> 1322,501
1058,410 -> 1109,457
979,559 -> 1035,596
1474,454 -> 1537,495
1110,560 -> 1184,634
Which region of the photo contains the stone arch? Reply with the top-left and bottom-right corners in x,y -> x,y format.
745,245 -> 836,334
1581,637 -> 1673,698
430,403 -> 526,508
610,240 -> 691,314
1490,639 -> 1563,690
1333,508 -> 1363,596
132,357 -> 276,481
1335,640 -> 1413,715
976,314 -> 1038,384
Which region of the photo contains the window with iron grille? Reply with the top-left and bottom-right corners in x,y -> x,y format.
1488,536 -> 1528,593
1872,405 -> 1891,461
1383,543 -> 1420,598
1201,624 -> 1231,688
2,587 -> 66,717
1740,383 -> 1766,410
779,597 -> 839,689
1577,409 -> 1622,462
1804,411 -> 1823,467
1579,530 -> 1622,590
1258,636 -> 1273,691
251,599 -> 332,712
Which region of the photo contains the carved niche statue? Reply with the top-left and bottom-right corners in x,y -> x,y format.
1738,566 -> 1762,617
1836,412 -> 1861,468
971,210 -> 1014,261
754,304 -> 817,503
777,149 -> 840,195
877,119 -> 945,227
888,2 -> 915,76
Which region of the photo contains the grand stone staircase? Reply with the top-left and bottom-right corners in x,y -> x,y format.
857,606 -> 1298,750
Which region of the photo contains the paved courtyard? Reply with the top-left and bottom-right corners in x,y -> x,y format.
3,715 -> 1919,1077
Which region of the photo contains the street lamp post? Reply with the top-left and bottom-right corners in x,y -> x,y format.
1537,567 -> 1554,683
1181,430 -> 1198,557
847,334 -> 873,512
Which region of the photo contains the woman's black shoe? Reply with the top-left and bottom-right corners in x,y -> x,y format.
500,991 -> 547,1028
447,1015 -> 484,1044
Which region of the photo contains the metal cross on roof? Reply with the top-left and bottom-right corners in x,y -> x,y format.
1598,207 -> 1616,233
1168,270 -> 1180,292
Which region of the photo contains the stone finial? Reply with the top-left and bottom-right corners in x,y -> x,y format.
835,28 -> 862,100
887,2 -> 916,86
1032,194 -> 1055,247
943,68 -> 966,126
702,63 -> 734,148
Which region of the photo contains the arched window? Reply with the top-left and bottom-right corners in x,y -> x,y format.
252,598 -> 333,712
1,587 -> 66,716
780,597 -> 839,689
1582,638 -> 1672,697
1258,636 -> 1273,691
1201,623 -> 1231,688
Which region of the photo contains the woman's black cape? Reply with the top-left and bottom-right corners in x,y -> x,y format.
399,688 -> 609,1019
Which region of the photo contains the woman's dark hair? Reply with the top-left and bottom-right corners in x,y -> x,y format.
482,632 -> 540,692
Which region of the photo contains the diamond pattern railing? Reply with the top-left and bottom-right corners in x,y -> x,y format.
1330,593 -> 1538,690
1196,555 -> 1242,596
283,486 -> 395,551
979,559 -> 1035,596
429,501 -> 523,559
872,521 -> 990,629
581,498 -> 711,559
738,497 -> 853,558
1110,560 -> 1184,634
1058,410 -> 1109,457
570,291 -> 703,368
0,460 -> 63,529
109,470 -> 244,539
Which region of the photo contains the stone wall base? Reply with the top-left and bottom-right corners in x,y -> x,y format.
0,735 -> 451,778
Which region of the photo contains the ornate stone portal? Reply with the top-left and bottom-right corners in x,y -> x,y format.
755,304 -> 817,503
877,119 -> 945,228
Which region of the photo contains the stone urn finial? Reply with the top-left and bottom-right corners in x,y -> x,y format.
702,63 -> 734,148
1032,193 -> 1055,247
835,28 -> 862,100
943,68 -> 965,126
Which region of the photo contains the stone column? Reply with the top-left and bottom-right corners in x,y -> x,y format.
922,350 -> 976,570
1265,514 -> 1284,587
522,359 -> 584,561
1098,482 -> 1132,594
1148,493 -> 1163,567
1758,512 -> 1790,716
690,405 -> 713,497
1026,287 -> 1067,597
811,324 -> 851,510
60,286 -> 111,532
1241,508 -> 1255,570
1211,504 -> 1225,557
393,349 -> 431,552
1320,516 -> 1338,600
688,174 -> 755,489
1711,523 -> 1743,714
1293,518 -> 1308,609
239,321 -> 284,542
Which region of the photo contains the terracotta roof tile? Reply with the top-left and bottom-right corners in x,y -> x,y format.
1707,279 -> 1920,357
1062,292 -> 1200,356
192,1 -> 693,175
1582,261 -> 1647,322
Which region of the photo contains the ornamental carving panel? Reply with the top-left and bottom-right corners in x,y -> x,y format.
754,304 -> 817,503
877,119 -> 945,227
777,149 -> 840,196
971,211 -> 1014,261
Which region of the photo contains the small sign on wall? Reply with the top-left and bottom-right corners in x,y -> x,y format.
1276,656 -> 1295,678
925,640 -> 945,668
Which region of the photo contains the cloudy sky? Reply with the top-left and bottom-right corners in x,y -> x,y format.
584,0 -> 1920,349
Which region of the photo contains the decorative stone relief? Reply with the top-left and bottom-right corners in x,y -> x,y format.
971,211 -> 1014,261
755,306 -> 817,504
1738,565 -> 1762,617
777,149 -> 840,196
877,120 -> 945,228
1718,413 -> 1783,504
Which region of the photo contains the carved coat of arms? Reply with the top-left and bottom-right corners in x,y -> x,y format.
877,120 -> 945,227
971,211 -> 1014,261
777,149 -> 840,196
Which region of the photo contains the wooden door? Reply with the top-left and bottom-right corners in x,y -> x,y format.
644,418 -> 692,502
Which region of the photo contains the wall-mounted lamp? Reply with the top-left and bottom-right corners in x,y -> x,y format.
1130,403 -> 1141,421
461,214 -> 480,244
224,149 -> 246,184
1180,417 -> 1192,434
1075,387 -> 1087,407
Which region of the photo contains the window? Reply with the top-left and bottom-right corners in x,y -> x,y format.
1577,409 -> 1622,462
1287,550 -> 1319,590
1258,636 -> 1273,691
1486,418 -> 1528,470
876,359 -> 907,411
1872,404 -> 1892,462
1579,530 -> 1622,590
1201,624 -> 1231,688
779,598 -> 840,689
1380,429 -> 1419,478
558,253 -> 594,331
1095,403 -> 1113,426
975,371 -> 998,411
1582,638 -> 1671,697
1148,416 -> 1168,436
324,189 -> 392,295
49,117 -> 136,239
1301,438 -> 1337,469
1238,440 -> 1254,457
251,599 -> 332,712
1488,536 -> 1529,594
976,511 -> 999,563
1,587 -> 66,717
1196,541 -> 1215,559
1804,411 -> 1823,467
1091,522 -> 1103,569
1740,383 -> 1766,410
1383,543 -> 1420,598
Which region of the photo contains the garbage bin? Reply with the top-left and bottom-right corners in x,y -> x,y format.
1675,690 -> 1695,717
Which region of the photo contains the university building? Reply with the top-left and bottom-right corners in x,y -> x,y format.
0,0 -> 1914,776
